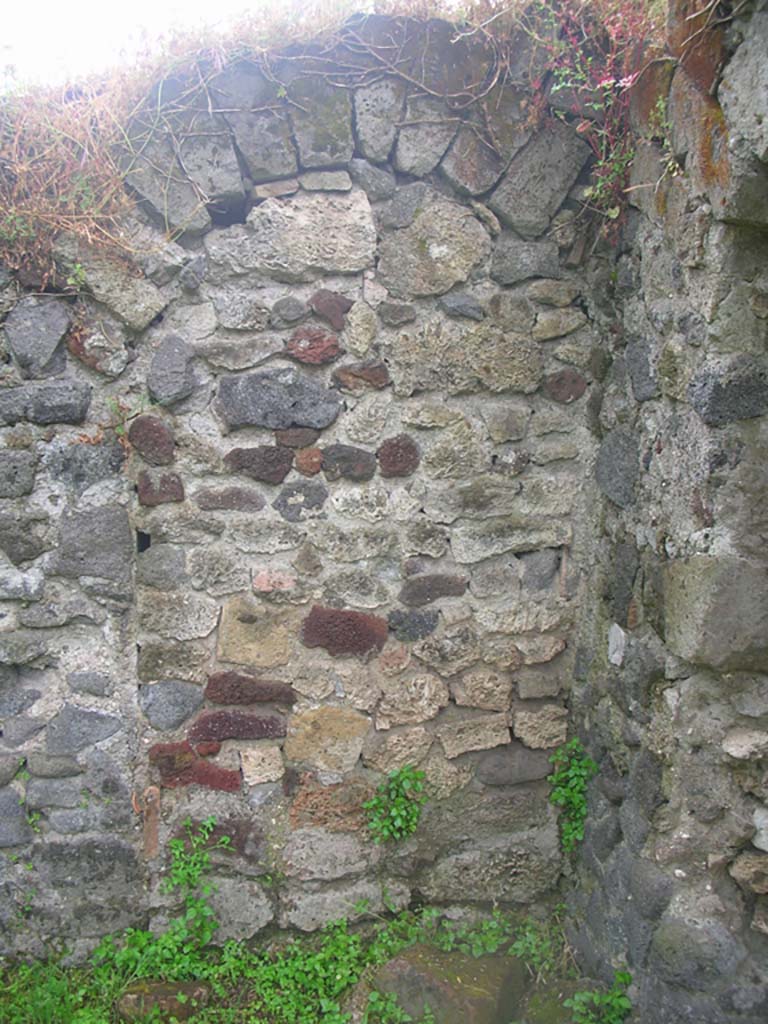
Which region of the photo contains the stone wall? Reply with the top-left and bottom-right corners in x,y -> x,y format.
569,3 -> 768,1022
0,7 -> 767,1021
0,15 -> 598,962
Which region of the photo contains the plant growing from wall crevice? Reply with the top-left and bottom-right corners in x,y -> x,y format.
548,738 -> 599,853
364,764 -> 427,844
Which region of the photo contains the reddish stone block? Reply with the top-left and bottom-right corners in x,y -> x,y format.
398,574 -> 469,607
188,710 -> 287,743
309,289 -> 354,331
332,362 -> 391,391
286,326 -> 343,365
322,444 -> 377,482
128,415 -> 175,465
193,487 -> 265,511
275,428 -> 321,449
194,741 -> 222,757
185,761 -> 242,792
137,470 -> 185,506
295,447 -> 324,476
302,605 -> 389,657
289,773 -> 374,832
224,446 -> 293,484
543,368 -> 588,404
205,671 -> 296,706
377,434 -> 420,477
149,740 -> 196,778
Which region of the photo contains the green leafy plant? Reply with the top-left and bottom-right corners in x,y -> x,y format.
510,908 -> 573,982
548,739 -> 598,853
564,969 -> 633,1024
364,765 -> 427,844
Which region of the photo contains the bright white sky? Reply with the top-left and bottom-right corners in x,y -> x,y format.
2,0 -> 265,88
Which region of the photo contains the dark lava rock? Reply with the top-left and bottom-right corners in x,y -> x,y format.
0,380 -> 91,425
4,294 -> 71,378
216,368 -> 342,430
275,427 -> 321,449
139,680 -> 204,730
387,608 -> 439,642
476,742 -> 551,786
399,574 -> 469,607
349,159 -> 397,201
224,446 -> 294,484
270,296 -> 309,328
147,334 -> 196,406
0,512 -> 50,564
67,671 -> 114,697
273,480 -> 329,521
626,337 -> 659,402
46,704 -> 122,755
56,504 -> 132,581
688,355 -> 768,426
44,440 -> 125,496
309,289 -> 354,331
490,237 -> 560,285
377,434 -> 420,477
128,415 -> 175,465
322,444 -> 377,482
302,605 -> 388,657
188,711 -> 286,743
438,292 -> 486,321
179,256 -> 207,291
0,450 -> 37,497
0,786 -> 33,846
378,302 -> 417,327
205,671 -> 296,705
137,469 -> 185,506
595,429 -> 639,508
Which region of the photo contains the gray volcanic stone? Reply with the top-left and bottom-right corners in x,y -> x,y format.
626,337 -> 660,402
378,302 -> 417,327
25,777 -> 83,810
284,71 -> 354,168
147,335 -> 196,406
378,183 -> 436,230
138,680 -> 204,730
137,545 -> 188,591
438,292 -> 486,321
179,255 -> 207,291
488,120 -> 591,237
270,296 -> 309,328
0,787 -> 32,847
67,671 -> 115,697
688,355 -> 768,426
0,451 -> 36,497
349,159 -> 397,201
595,429 -> 639,508
322,444 -> 377,482
26,752 -> 83,778
718,12 -> 768,164
399,575 -> 468,606
387,608 -> 439,642
491,237 -> 560,285
394,95 -> 458,176
216,368 -> 342,431
0,631 -> 49,666
0,754 -> 20,786
4,295 -> 71,377
206,191 -> 376,283
123,131 -> 210,236
1,716 -> 46,747
43,440 -> 125,497
0,669 -> 40,715
46,704 -> 122,755
56,505 -> 133,582
0,512 -> 50,565
0,380 -> 91,425
377,197 -> 491,299
354,79 -> 406,164
0,564 -> 44,600
273,480 -> 329,522
211,63 -> 298,183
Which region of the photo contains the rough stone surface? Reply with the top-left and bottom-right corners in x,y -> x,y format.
205,672 -> 295,706
377,198 -> 490,299
224,446 -> 294,484
218,597 -> 290,669
512,704 -> 567,749
302,606 -> 388,657
286,326 -> 342,365
206,191 -> 376,282
376,674 -> 450,729
491,237 -> 560,285
273,480 -> 328,522
56,505 -> 132,582
488,120 -> 591,237
437,714 -> 511,759
46,705 -> 122,755
0,787 -> 33,847
399,574 -> 468,606
128,415 -> 176,465
188,710 -> 285,743
0,380 -> 91,425
216,368 -> 342,431
4,295 -> 71,377
147,335 -> 196,406
193,487 -> 265,511
688,355 -> 768,426
322,444 -> 377,483
284,706 -> 370,772
0,450 -> 36,497
139,681 -> 204,730
137,469 -> 185,506
394,95 -> 457,176
309,290 -> 354,331
354,79 -> 406,163
595,430 -> 639,508
377,434 -> 420,478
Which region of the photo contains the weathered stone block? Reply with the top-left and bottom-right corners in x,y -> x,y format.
218,596 -> 291,668
688,355 -> 768,426
302,606 -> 388,657
665,556 -> 768,671
285,326 -> 342,365
56,504 -> 132,582
436,713 -> 511,759
273,479 -> 328,521
188,710 -> 286,743
137,469 -> 185,506
491,237 -> 560,285
512,703 -> 567,750
0,380 -> 91,426
595,429 -> 639,508
205,191 -> 376,282
377,197 -> 490,299
205,671 -> 295,706
488,120 -> 591,237
333,361 -> 392,391
284,706 -> 370,772
4,295 -> 70,378
322,444 -> 377,483
193,487 -> 265,512
354,79 -> 406,163
216,368 -> 342,431
224,446 -> 294,484
139,681 -> 203,730
128,415 -> 175,465
46,705 -> 122,755
0,786 -> 33,847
